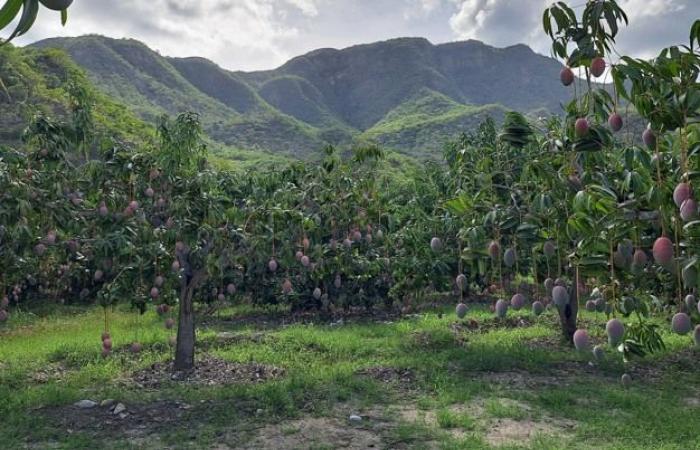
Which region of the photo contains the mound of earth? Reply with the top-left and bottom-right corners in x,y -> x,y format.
356,366 -> 416,385
131,355 -> 284,388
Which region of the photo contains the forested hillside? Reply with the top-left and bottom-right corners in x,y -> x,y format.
31,36 -> 574,157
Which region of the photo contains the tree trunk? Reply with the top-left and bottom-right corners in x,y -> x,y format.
172,238 -> 212,372
558,286 -> 578,344
174,281 -> 195,371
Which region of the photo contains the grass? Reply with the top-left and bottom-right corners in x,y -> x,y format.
1,302 -> 700,449
436,409 -> 475,430
484,399 -> 529,420
360,88 -> 508,158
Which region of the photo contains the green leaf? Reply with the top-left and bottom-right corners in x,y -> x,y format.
7,0 -> 39,42
0,0 -> 22,30
543,8 -> 552,39
61,8 -> 67,26
603,5 -> 618,38
691,19 -> 700,49
444,195 -> 470,215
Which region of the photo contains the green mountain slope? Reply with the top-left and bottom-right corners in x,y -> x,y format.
31,36 -> 327,157
31,37 -> 229,124
168,57 -> 262,115
362,89 -> 507,157
30,35 -> 575,158
239,38 -> 570,130
0,43 -> 300,172
0,43 -> 152,147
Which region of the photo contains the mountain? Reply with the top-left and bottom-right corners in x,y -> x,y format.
239,38 -> 568,129
30,35 -> 572,158
29,36 -> 329,158
361,88 -> 508,151
0,43 -> 152,148
0,44 -> 298,172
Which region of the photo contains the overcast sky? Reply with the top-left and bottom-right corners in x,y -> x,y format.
10,0 -> 700,72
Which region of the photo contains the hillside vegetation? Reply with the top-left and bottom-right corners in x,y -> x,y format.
0,44 -> 152,148
31,36 -> 574,158
1,43 -> 426,175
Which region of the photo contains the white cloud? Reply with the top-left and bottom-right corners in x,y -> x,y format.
618,0 -> 685,19
11,0 -> 319,70
419,0 -> 443,12
403,0 -> 444,20
284,0 -> 323,16
6,0 -> 699,71
448,0 -> 547,47
447,0 -> 698,60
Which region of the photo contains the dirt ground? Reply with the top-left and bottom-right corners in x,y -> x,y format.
35,360 -> 584,449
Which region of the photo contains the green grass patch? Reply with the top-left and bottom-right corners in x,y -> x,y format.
1,303 -> 699,449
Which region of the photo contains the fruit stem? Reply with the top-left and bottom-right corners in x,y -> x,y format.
458,239 -> 463,303
496,230 -> 502,295
653,140 -> 667,237
271,212 -> 276,257
680,125 -> 688,183
514,236 -> 519,282
585,68 -> 592,115
457,239 -> 463,275
533,249 -> 540,301
674,216 -> 683,309
555,231 -> 562,278
575,263 -> 580,309
609,238 -> 616,306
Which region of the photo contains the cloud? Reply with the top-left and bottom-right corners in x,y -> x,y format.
403,0 -> 444,19
418,0 -> 443,13
284,0 -> 322,17
7,0 -> 699,71
163,1 -> 204,18
447,0 -> 699,60
619,0 -> 685,19
11,0 -> 320,70
614,0 -> 693,58
449,0 -> 546,50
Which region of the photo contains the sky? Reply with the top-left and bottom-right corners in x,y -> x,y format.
9,0 -> 700,72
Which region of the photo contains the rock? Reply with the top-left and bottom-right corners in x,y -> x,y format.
349,414 -> 362,422
592,345 -> 605,361
74,400 -> 97,409
621,373 -> 632,387
113,403 -> 127,415
100,399 -> 116,408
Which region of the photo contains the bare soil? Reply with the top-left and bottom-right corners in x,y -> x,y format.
130,355 -> 285,389
628,347 -> 700,382
200,306 -> 405,330
45,351 -> 696,449
237,417 -> 384,450
484,417 -> 575,446
198,331 -> 274,350
396,396 -> 576,446
30,362 -> 70,384
40,400 -> 194,444
356,366 -> 417,386
450,315 -> 536,333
